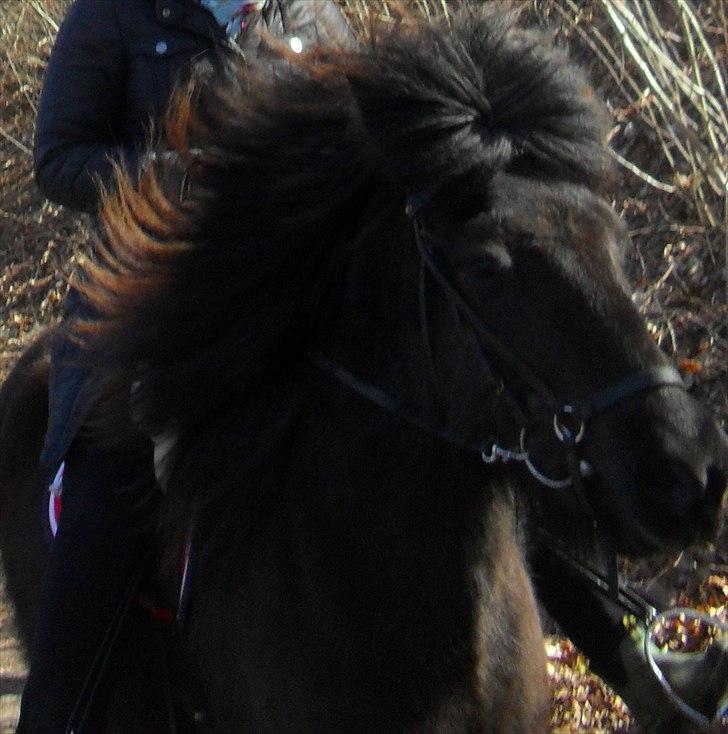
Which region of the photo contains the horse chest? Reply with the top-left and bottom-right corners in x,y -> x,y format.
186,491 -> 549,733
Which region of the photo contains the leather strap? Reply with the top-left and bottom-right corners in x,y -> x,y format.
581,365 -> 684,420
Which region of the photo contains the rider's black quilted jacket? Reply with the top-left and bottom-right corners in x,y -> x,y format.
36,0 -> 353,469
34,0 -> 353,213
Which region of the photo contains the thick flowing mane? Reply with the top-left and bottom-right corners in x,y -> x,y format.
81,7 -> 610,466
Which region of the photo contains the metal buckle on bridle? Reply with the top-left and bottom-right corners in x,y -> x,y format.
480,440 -> 526,466
553,405 -> 585,445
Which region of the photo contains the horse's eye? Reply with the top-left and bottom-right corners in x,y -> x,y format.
465,243 -> 513,279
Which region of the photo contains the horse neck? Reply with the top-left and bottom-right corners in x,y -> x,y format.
181,256 -> 543,725
286,276 -> 527,652
187,384 -> 539,728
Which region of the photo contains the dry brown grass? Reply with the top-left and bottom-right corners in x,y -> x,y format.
540,0 -> 728,426
0,0 -> 90,381
0,1 -> 726,732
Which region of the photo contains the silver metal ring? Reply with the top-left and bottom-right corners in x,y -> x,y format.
519,429 -> 572,489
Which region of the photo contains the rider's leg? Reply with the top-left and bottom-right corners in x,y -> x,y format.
16,434 -> 158,732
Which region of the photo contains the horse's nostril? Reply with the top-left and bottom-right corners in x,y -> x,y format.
662,461 -> 701,516
631,456 -> 721,549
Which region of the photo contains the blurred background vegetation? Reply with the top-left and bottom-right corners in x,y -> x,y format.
0,1 -> 726,731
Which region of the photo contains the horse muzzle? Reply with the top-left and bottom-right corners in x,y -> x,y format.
583,388 -> 728,558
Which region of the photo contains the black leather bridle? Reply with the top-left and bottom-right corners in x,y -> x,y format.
310,196 -> 686,606
312,197 -> 685,493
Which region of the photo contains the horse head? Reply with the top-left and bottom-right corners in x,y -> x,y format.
415,175 -> 728,558
306,9 -> 728,559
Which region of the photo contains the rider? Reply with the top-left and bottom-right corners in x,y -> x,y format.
18,1 -> 352,730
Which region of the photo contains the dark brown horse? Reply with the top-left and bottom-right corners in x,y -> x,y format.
2,8 -> 727,732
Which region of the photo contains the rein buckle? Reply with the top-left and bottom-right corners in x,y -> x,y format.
553,405 -> 585,445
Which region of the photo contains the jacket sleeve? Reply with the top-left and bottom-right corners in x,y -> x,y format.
34,0 -> 140,213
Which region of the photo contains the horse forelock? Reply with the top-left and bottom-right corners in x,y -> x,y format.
80,5 -> 613,454
341,7 -> 611,211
